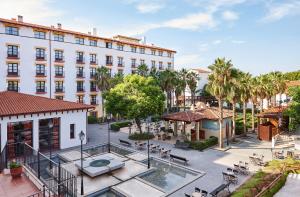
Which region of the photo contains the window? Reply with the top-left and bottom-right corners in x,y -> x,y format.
55,81 -> 64,92
117,44 -> 124,51
5,26 -> 19,35
90,95 -> 97,105
131,70 -> 136,74
168,62 -> 172,69
76,51 -> 84,63
131,59 -> 136,68
140,59 -> 145,65
108,69 -> 112,77
159,61 -> 163,69
76,37 -> 84,45
90,68 -> 96,78
151,50 -> 156,55
54,50 -> 63,61
7,45 -> 19,58
55,66 -> 64,77
90,81 -> 97,91
167,52 -> 172,58
77,81 -> 84,92
77,95 -> 84,103
151,60 -> 156,67
7,81 -> 19,92
89,40 -> 97,46
7,63 -> 18,76
90,54 -> 97,64
36,81 -> 46,93
76,67 -> 84,78
139,48 -> 145,54
118,69 -> 123,75
55,96 -> 63,100
54,34 -> 64,42
70,124 -> 75,139
106,42 -> 112,49
131,46 -> 137,53
34,31 -> 46,39
118,57 -> 123,66
158,51 -> 163,56
36,48 -> 45,60
106,56 -> 113,65
36,64 -> 46,76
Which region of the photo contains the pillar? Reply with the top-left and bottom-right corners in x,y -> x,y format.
0,122 -> 7,151
174,121 -> 178,136
33,119 -> 39,150
196,122 -> 199,141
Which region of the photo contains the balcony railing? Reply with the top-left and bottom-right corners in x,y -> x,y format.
90,87 -> 97,92
55,71 -> 64,77
7,86 -> 19,92
77,99 -> 85,104
35,54 -> 47,61
7,52 -> 19,59
55,87 -> 65,93
36,87 -> 47,94
91,100 -> 98,105
36,70 -> 47,77
77,86 -> 85,92
76,57 -> 85,64
106,61 -> 113,66
90,73 -> 96,79
159,66 -> 164,70
7,70 -> 20,77
90,59 -> 98,65
118,63 -> 124,67
76,71 -> 85,78
131,64 -> 136,68
54,56 -> 64,62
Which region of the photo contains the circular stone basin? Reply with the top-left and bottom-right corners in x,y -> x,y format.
90,159 -> 110,167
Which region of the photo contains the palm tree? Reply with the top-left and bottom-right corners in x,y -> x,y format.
174,71 -> 185,109
186,72 -> 200,106
207,58 -> 234,148
257,75 -> 268,112
269,71 -> 287,107
137,64 -> 149,77
179,68 -> 188,111
250,77 -> 260,132
158,69 -> 176,113
95,66 -> 111,118
239,72 -> 252,135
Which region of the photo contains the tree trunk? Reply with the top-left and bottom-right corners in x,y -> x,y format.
218,98 -> 224,148
232,101 -> 236,140
101,92 -> 105,118
183,90 -> 186,111
169,91 -> 172,112
135,118 -> 142,134
251,102 -> 255,132
243,102 -> 247,135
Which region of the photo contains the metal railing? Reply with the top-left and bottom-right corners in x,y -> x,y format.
36,54 -> 47,61
7,52 -> 20,59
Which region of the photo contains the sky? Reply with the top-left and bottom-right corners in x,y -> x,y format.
1,0 -> 299,75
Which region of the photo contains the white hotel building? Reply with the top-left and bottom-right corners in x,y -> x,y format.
0,16 -> 176,117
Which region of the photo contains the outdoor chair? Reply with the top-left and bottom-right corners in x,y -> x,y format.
201,190 -> 208,197
184,193 -> 191,197
233,164 -> 240,171
222,172 -> 229,182
233,169 -> 239,175
195,187 -> 201,193
227,168 -> 233,172
228,174 -> 238,184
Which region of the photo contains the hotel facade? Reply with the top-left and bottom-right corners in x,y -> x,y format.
0,16 -> 176,117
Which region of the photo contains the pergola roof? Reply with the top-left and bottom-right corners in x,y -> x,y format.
0,91 -> 94,117
163,107 -> 233,122
256,107 -> 287,118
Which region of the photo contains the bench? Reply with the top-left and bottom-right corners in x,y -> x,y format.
174,140 -> 189,149
170,154 -> 189,165
119,139 -> 131,146
210,183 -> 230,197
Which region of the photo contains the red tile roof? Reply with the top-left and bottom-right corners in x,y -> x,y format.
0,91 -> 94,117
163,107 -> 232,122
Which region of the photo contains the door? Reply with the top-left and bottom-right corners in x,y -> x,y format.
199,130 -> 205,139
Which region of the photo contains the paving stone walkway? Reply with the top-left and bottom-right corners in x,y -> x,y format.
274,174 -> 300,197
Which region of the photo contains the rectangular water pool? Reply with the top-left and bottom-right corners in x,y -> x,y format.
139,159 -> 199,192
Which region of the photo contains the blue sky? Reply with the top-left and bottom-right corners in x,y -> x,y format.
1,0 -> 299,75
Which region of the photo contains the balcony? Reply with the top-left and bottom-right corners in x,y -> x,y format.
106,61 -> 113,66
76,71 -> 85,78
118,63 -> 124,67
90,87 -> 97,92
91,99 -> 98,105
55,87 -> 65,93
77,99 -> 85,104
90,73 -> 96,79
7,86 -> 19,92
36,87 -> 47,94
90,59 -> 98,65
77,86 -> 85,92
159,66 -> 164,70
36,70 -> 47,77
131,64 -> 136,68
54,56 -> 64,63
36,54 -> 47,61
7,52 -> 19,59
7,70 -> 20,77
55,71 -> 64,78
76,57 -> 85,64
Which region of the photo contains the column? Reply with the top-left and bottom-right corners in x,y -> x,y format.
196,122 -> 199,141
0,122 -> 7,151
33,119 -> 39,150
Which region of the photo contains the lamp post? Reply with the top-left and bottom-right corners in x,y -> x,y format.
107,114 -> 111,153
79,130 -> 85,195
146,117 -> 151,169
48,120 -> 53,168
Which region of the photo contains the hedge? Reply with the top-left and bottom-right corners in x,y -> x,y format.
185,136 -> 218,151
128,132 -> 155,140
110,121 -> 132,131
88,116 -> 99,124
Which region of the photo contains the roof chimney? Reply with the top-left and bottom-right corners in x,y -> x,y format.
17,15 -> 23,22
92,28 -> 97,36
57,23 -> 62,29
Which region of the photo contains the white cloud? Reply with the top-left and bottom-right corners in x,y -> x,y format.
136,3 -> 165,13
212,40 -> 222,45
222,10 -> 239,21
262,1 -> 300,22
231,40 -> 246,44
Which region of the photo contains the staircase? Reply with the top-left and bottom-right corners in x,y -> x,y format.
274,134 -> 295,149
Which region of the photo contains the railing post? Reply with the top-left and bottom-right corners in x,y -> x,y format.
37,149 -> 40,179
58,161 -> 61,195
43,185 -> 46,197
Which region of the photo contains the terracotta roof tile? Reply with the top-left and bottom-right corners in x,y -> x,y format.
0,91 -> 94,117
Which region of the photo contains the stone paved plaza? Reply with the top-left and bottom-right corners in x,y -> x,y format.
86,123 -> 274,196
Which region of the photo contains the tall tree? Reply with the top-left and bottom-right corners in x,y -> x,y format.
110,73 -> 124,89
158,69 -> 176,113
270,71 -> 287,107
174,71 -> 185,108
179,68 -> 188,111
186,72 -> 200,106
239,72 -> 252,135
207,58 -> 234,148
137,64 -> 149,77
95,66 -> 111,118
250,77 -> 260,132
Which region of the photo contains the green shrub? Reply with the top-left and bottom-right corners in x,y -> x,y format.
151,114 -> 161,122
261,173 -> 288,197
88,116 -> 98,124
129,132 -> 155,140
185,136 -> 218,151
110,121 -> 132,131
9,161 -> 22,169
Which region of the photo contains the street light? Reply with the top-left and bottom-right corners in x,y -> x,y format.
79,130 -> 85,195
146,117 -> 151,169
107,114 -> 112,153
48,120 -> 53,168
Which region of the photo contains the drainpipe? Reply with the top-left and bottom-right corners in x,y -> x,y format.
49,30 -> 52,98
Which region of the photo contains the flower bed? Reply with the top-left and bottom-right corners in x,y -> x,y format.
110,121 -> 132,131
185,136 -> 218,151
128,132 -> 155,140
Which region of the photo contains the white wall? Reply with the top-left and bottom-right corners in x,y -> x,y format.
0,110 -> 88,151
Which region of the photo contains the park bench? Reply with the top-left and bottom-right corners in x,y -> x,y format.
210,183 -> 230,197
170,154 -> 189,165
119,139 -> 132,146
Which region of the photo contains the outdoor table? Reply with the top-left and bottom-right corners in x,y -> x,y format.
191,192 -> 202,197
210,183 -> 230,197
